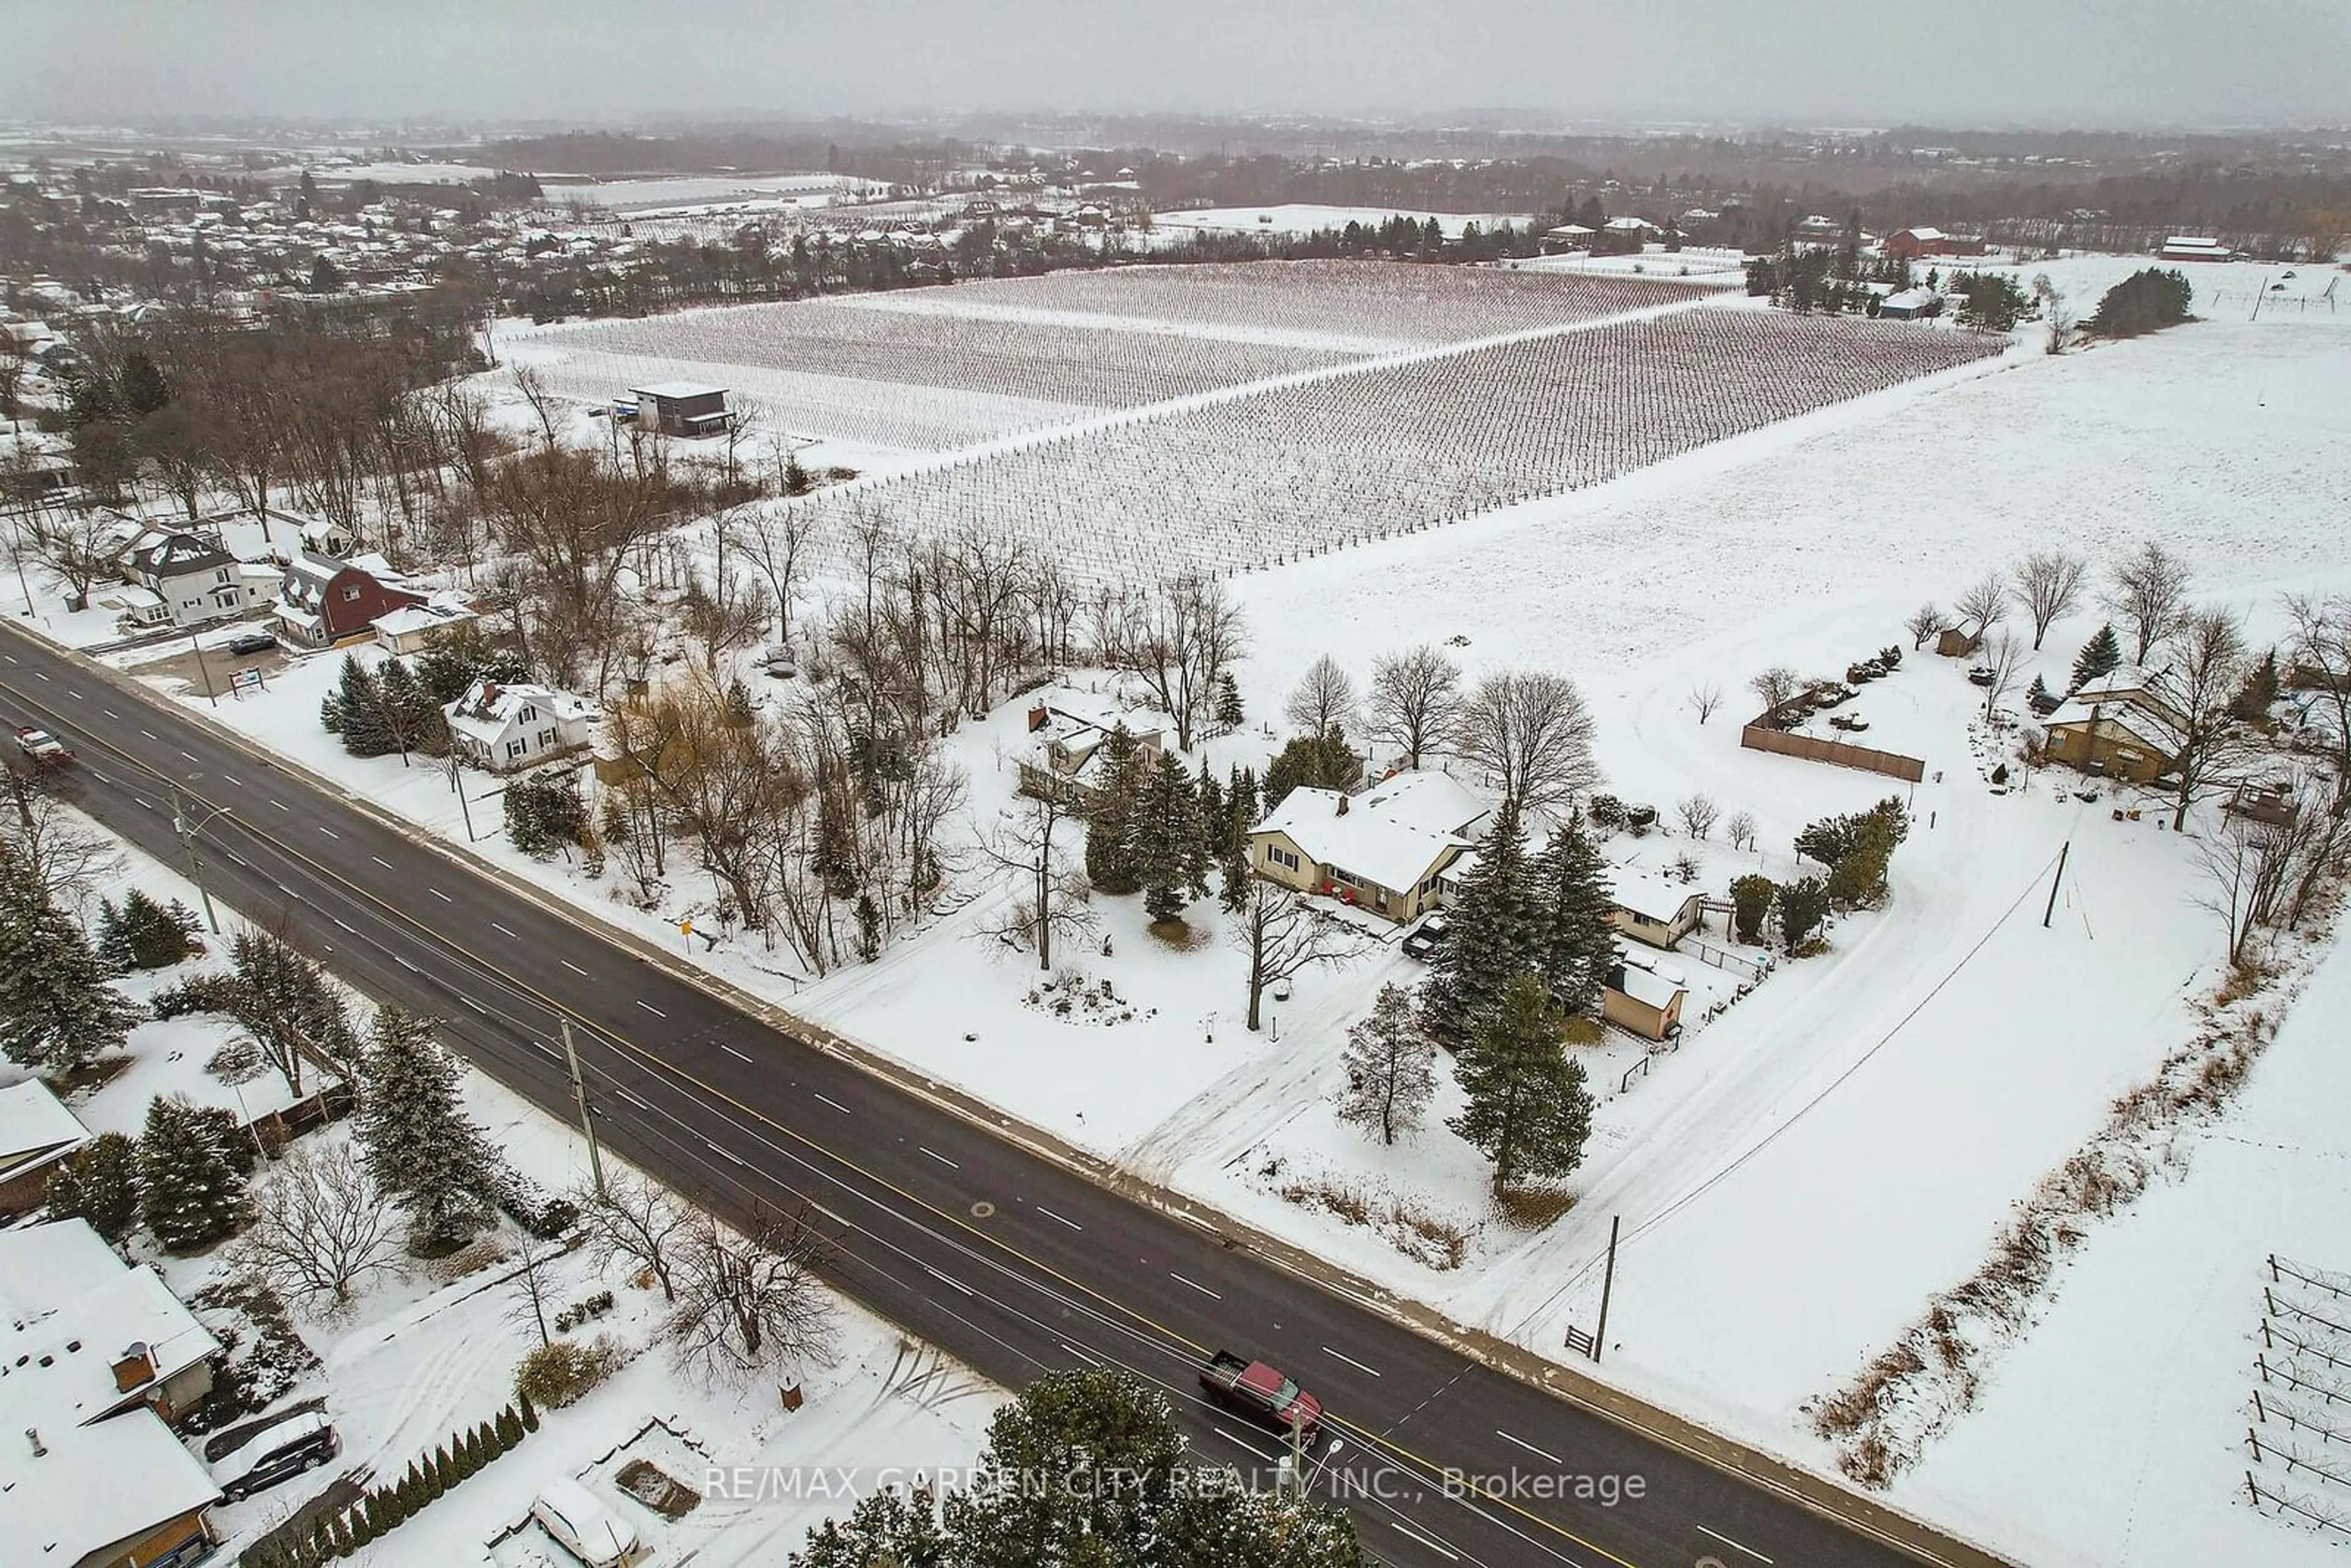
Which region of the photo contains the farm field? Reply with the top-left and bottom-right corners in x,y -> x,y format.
791,305 -> 2010,583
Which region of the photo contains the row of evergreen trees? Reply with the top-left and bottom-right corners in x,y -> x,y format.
319,623 -> 525,763
246,1400 -> 538,1567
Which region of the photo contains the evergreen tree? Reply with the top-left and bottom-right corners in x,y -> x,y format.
1449,971 -> 1595,1192
1134,749 -> 1207,922
1228,765 -> 1259,829
1214,671 -> 1245,734
309,254 -> 343,293
1779,875 -> 1832,951
2070,623 -> 2121,692
95,889 -> 201,970
518,1390 -> 539,1431
1261,727 -> 1360,814
46,1130 -> 141,1240
1524,820 -> 1614,1022
941,1367 -> 1186,1566
319,655 -> 396,757
2232,648 -> 2282,722
427,1446 -> 450,1498
504,773 -> 587,858
0,849 -> 143,1075
347,1503 -> 375,1548
2026,673 -> 2052,710
353,1004 -> 498,1252
1729,874 -> 1777,946
855,893 -> 882,961
1082,724 -> 1149,895
1197,763 -> 1227,857
1218,808 -> 1252,915
376,656 -> 446,759
1337,983 -> 1436,1145
138,1093 -> 248,1251
497,1405 -> 525,1447
1418,798 -> 1535,1051
413,621 -> 526,707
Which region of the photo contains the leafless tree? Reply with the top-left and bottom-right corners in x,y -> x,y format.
474,446 -> 671,693
1,768 -> 122,915
2107,541 -> 2193,666
2033,274 -> 2074,354
1367,645 -> 1464,768
1453,670 -> 1600,817
0,336 -> 26,422
1905,602 -> 1946,651
678,574 -> 775,673
1106,574 -> 1247,751
1688,683 -> 1725,726
2191,812 -> 2280,970
575,1168 -> 693,1303
507,1231 -> 562,1349
665,1204 -> 838,1388
1978,629 -> 2027,716
511,364 -> 563,452
2276,778 -> 2351,931
231,1143 -> 403,1312
2284,593 -> 2351,781
1954,572 -> 2009,638
2013,550 -> 2088,650
1725,810 -> 1759,852
1677,794 -> 1720,839
1228,881 -> 1360,1032
14,501 -> 121,613
972,792 -> 1096,973
1285,653 -> 1359,740
1749,666 -> 1803,717
2151,608 -> 2252,831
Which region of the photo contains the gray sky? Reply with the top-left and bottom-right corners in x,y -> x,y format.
10,0 -> 2349,129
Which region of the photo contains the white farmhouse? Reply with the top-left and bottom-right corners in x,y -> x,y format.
443,679 -> 598,773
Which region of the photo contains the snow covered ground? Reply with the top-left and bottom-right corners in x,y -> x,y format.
24,254 -> 2351,1566
1149,203 -> 1539,241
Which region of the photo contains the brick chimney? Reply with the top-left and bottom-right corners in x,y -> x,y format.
25,1427 -> 44,1458
1027,702 -> 1050,732
112,1341 -> 155,1394
1336,793 -> 1349,816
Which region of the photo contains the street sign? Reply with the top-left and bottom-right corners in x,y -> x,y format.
231,667 -> 264,692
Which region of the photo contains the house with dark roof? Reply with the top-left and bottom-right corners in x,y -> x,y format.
118,528 -> 280,629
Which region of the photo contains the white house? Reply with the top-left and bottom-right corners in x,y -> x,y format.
444,679 -> 598,773
117,529 -> 280,629
1250,769 -> 1491,925
373,594 -> 479,655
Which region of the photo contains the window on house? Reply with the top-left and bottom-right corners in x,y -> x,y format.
1263,844 -> 1299,872
340,585 -> 361,602
519,705 -> 537,724
216,568 -> 231,583
538,728 -> 556,749
506,740 -> 525,759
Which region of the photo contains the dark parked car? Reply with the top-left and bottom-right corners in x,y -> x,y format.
1400,913 -> 1448,961
209,1410 -> 338,1501
224,631 -> 279,656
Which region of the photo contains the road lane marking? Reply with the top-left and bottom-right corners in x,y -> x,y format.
457,994 -> 487,1014
1388,1521 -> 1460,1561
1033,1205 -> 1082,1231
331,917 -> 356,934
371,856 -> 393,869
179,750 -> 199,763
1168,1271 -> 1221,1300
533,1041 -> 559,1059
705,1138 -> 748,1167
721,1044 -> 753,1063
33,670 -> 49,681
429,887 -> 453,902
269,799 -> 290,811
634,1000 -> 666,1018
140,729 -> 157,740
392,955 -> 421,973
812,1092 -> 850,1114
924,1266 -> 975,1297
65,688 -> 82,699
222,775 -> 243,787
561,960 -> 590,977
1323,1346 -> 1382,1376
918,1146 -> 959,1169
318,826 -> 339,839
617,1089 -> 651,1111
1697,1525 -> 1772,1563
1056,1341 -> 1101,1365
1495,1428 -> 1564,1465
492,921 -> 519,938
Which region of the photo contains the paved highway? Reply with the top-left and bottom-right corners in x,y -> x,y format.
1,624 -> 2010,1568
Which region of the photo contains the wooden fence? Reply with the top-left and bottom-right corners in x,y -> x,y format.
1739,723 -> 1925,784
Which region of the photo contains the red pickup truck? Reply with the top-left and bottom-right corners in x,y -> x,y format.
1199,1351 -> 1323,1439
13,726 -> 73,766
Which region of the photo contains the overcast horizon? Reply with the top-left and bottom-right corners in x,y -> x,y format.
9,0 -> 2349,135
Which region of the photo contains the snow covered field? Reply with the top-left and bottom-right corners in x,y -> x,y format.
30,253 -> 2351,1567
1149,203 -> 1539,241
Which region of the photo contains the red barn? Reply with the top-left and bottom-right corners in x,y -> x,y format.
272,550 -> 427,647
1884,226 -> 1988,262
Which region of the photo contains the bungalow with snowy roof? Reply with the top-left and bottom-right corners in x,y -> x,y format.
1884,226 -> 1987,262
372,593 -> 479,655
1017,699 -> 1168,808
1606,865 -> 1709,950
272,549 -> 425,648
0,1219 -> 224,1568
0,1079 -> 89,1220
1250,770 -> 1491,925
2042,667 -> 2188,782
444,678 -> 598,773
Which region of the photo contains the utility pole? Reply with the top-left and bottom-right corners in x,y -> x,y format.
1592,1215 -> 1622,1364
561,1018 -> 606,1200
170,788 -> 222,934
189,628 -> 216,706
2042,839 -> 2071,929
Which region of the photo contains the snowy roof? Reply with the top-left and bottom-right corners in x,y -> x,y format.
0,1222 -> 220,1430
1254,772 -> 1482,893
1882,287 -> 1937,309
0,1406 -> 221,1564
2045,697 -> 2186,757
1611,963 -> 1686,1011
631,380 -> 727,400
0,1078 -> 88,1166
0,1220 -> 126,1320
1607,865 -> 1704,925
1895,226 -> 1946,241
1603,215 -> 1657,231
444,679 -> 598,748
373,600 -> 476,640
